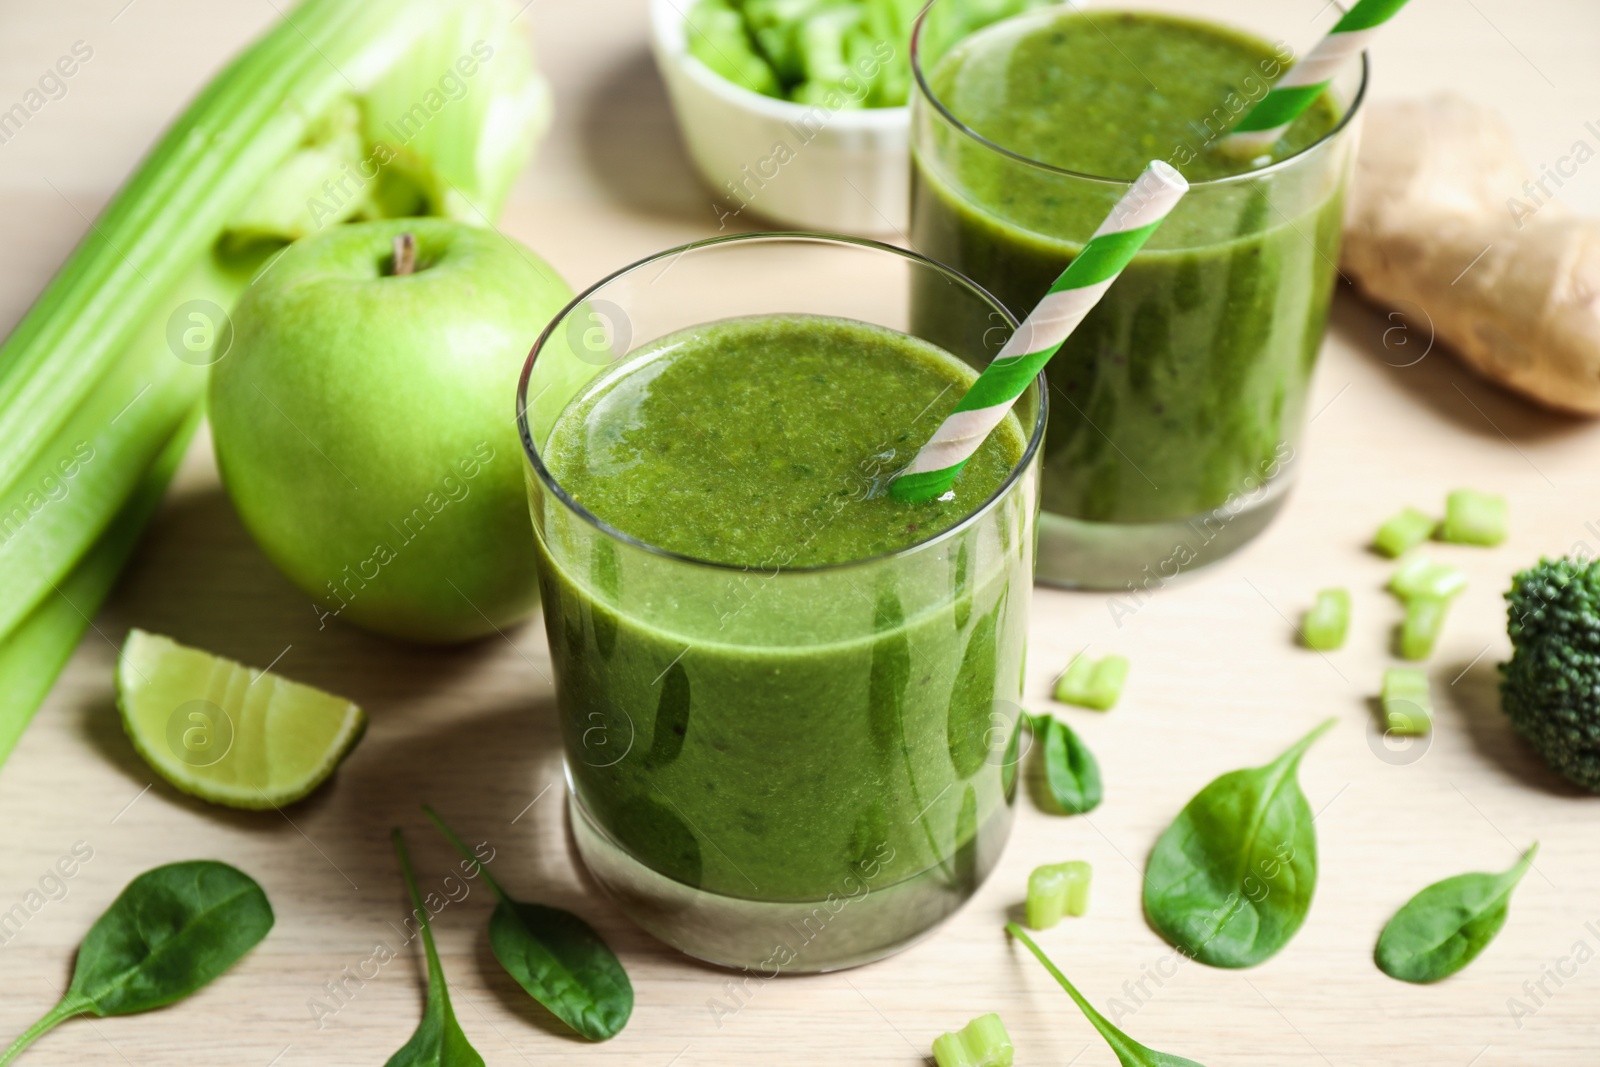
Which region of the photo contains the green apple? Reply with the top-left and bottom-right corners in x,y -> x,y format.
209,218 -> 572,643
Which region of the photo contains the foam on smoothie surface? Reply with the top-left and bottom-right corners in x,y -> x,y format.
934,9 -> 1341,188
543,314 -> 1027,568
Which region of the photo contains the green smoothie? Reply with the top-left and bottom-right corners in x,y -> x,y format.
545,314 -> 1024,566
911,8 -> 1348,525
537,313 -> 1033,914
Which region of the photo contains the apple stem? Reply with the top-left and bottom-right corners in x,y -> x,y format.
392,232 -> 417,277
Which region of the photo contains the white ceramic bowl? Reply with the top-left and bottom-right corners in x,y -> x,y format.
649,0 -> 909,234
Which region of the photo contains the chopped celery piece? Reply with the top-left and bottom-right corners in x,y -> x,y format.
1381,668 -> 1433,736
1374,506 -> 1436,557
692,0 -> 1052,106
1026,861 -> 1092,929
932,1013 -> 1013,1067
791,5 -> 868,107
1054,655 -> 1095,706
1400,596 -> 1451,661
686,1 -> 783,95
1053,654 -> 1128,711
1439,489 -> 1508,547
743,0 -> 829,84
1389,557 -> 1468,602
854,0 -> 911,104
1302,588 -> 1351,651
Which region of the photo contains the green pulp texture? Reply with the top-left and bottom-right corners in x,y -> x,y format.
540,550 -> 1027,900
545,314 -> 1026,567
911,9 -> 1346,523
537,314 -> 1033,902
933,11 -> 1334,185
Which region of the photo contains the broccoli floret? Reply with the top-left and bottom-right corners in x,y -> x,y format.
1501,557 -> 1600,791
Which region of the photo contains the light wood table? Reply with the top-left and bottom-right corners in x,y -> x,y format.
2,1 -> 1598,1064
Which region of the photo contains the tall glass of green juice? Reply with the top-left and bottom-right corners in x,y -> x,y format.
517,234 -> 1045,971
911,0 -> 1366,589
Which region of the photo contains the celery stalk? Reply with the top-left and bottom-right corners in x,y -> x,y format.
0,408 -> 198,767
0,0 -> 548,771
225,99 -> 371,243
0,1 -> 431,460
0,250 -> 259,641
0,0 -> 542,641
358,3 -> 552,223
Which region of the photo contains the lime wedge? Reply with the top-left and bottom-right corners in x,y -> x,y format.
116,629 -> 366,809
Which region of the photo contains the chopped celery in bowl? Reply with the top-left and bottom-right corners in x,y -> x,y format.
653,0 -> 1057,230
685,0 -> 1055,108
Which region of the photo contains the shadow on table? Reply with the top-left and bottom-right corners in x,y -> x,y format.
577,44 -> 715,226
80,481 -> 579,867
1445,655 -> 1594,797
100,484 -> 498,705
77,480 -> 691,1018
1327,288 -> 1591,447
79,470 -> 942,1015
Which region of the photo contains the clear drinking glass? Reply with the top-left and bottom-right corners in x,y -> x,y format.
516,234 -> 1045,972
910,0 -> 1368,588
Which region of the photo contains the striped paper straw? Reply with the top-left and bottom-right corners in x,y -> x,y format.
889,160 -> 1189,504
1222,0 -> 1413,158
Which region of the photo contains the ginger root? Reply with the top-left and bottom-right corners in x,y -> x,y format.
1343,94 -> 1600,414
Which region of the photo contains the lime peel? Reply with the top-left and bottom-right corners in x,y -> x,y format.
116,629 -> 365,810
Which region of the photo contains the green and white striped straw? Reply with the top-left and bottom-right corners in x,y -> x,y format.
1222,0 -> 1414,158
890,160 -> 1189,504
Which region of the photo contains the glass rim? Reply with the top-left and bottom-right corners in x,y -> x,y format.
909,0 -> 1370,189
515,231 -> 1047,576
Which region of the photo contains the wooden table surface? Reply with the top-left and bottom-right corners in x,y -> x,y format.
3,1 -> 1599,1064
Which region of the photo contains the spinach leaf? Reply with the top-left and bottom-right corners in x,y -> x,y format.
424,806 -> 633,1041
1028,713 -> 1103,815
1375,843 -> 1539,983
388,829 -> 485,1067
1006,923 -> 1206,1066
0,861 -> 272,1065
1142,718 -> 1335,968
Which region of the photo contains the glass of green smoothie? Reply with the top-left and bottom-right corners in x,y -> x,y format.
516,234 -> 1046,972
911,0 -> 1367,588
